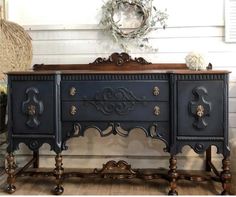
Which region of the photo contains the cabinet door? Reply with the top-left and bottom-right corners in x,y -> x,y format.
177,81 -> 224,137
11,81 -> 55,134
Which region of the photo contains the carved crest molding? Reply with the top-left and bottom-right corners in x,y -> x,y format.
90,52 -> 151,66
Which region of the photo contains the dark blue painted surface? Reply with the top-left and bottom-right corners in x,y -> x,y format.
6,73 -> 229,157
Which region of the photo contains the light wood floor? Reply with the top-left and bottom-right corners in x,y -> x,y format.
0,172 -> 230,195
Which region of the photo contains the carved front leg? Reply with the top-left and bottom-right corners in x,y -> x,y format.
5,153 -> 16,194
221,156 -> 231,195
168,155 -> 178,195
53,153 -> 64,195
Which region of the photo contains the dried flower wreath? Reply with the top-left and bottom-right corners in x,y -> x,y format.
99,0 -> 168,52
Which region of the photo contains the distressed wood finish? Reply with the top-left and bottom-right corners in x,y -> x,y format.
6,53 -> 231,195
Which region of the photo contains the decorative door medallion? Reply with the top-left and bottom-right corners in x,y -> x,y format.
22,87 -> 44,128
189,86 -> 211,129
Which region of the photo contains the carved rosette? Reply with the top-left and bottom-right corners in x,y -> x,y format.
194,143 -> 205,154
189,86 -> 211,129
29,140 -> 41,151
22,87 -> 44,128
90,52 -> 151,66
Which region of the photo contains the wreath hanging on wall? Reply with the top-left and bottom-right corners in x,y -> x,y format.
99,0 -> 168,52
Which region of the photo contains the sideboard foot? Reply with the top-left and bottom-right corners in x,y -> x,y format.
6,184 -> 16,194
168,155 -> 178,195
53,185 -> 64,195
168,190 -> 178,195
53,153 -> 64,195
220,156 -> 231,195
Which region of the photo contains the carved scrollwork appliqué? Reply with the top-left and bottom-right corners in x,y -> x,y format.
90,52 -> 151,67
22,87 -> 44,128
189,86 -> 211,129
73,122 -> 130,137
93,160 -> 137,179
69,122 -> 169,152
84,87 -> 146,115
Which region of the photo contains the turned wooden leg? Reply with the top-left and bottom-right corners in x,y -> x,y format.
168,155 -> 178,195
5,153 -> 16,194
53,153 -> 64,195
221,156 -> 231,195
33,150 -> 39,168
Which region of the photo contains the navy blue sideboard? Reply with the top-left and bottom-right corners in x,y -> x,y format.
5,53 -> 231,195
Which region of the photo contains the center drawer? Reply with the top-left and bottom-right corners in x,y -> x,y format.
61,81 -> 169,101
61,101 -> 169,122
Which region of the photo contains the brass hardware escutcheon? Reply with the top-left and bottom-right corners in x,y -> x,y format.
154,106 -> 160,116
153,86 -> 160,96
70,105 -> 77,116
196,105 -> 204,117
27,105 -> 36,116
70,87 -> 77,96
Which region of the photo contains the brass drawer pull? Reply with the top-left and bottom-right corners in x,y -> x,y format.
154,106 -> 160,116
27,104 -> 36,116
70,87 -> 77,96
153,86 -> 160,96
196,105 -> 204,117
70,105 -> 77,116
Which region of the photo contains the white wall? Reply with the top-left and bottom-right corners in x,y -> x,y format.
7,0 -> 224,26
1,0 -> 236,172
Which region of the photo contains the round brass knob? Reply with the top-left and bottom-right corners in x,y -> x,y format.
154,106 -> 160,116
70,87 -> 77,96
153,86 -> 160,96
70,105 -> 77,116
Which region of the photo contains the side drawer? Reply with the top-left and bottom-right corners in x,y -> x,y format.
61,81 -> 169,101
61,101 -> 169,122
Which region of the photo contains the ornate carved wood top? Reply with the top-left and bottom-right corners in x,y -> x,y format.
33,52 -> 185,71
90,52 -> 151,66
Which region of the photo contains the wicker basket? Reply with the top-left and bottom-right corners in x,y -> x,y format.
0,6 -> 32,80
